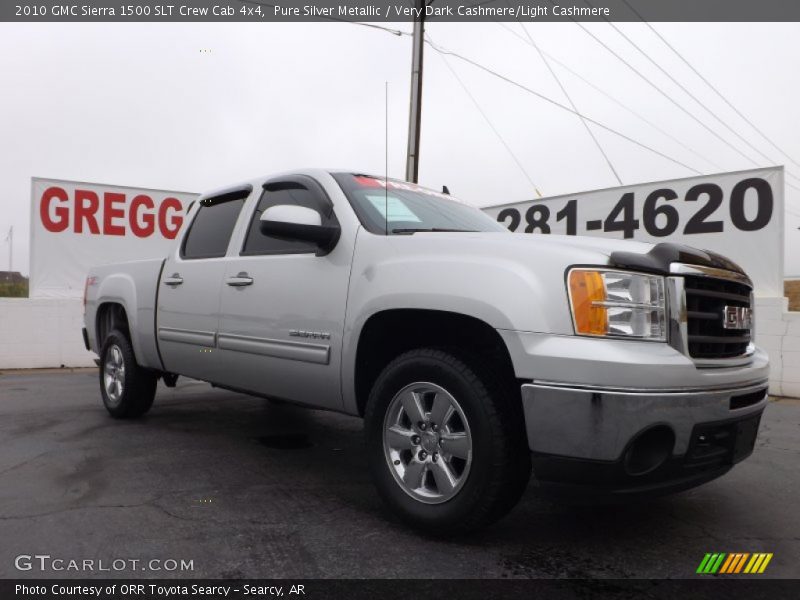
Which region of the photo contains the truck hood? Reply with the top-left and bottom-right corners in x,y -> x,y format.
396,232 -> 747,278
391,231 -> 656,264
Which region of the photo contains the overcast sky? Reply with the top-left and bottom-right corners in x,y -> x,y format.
1,21 -> 798,275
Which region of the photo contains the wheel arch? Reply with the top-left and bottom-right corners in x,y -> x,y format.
95,302 -> 149,369
95,302 -> 131,348
352,309 -> 518,418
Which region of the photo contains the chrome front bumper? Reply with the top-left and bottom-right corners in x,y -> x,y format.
520,379 -> 769,461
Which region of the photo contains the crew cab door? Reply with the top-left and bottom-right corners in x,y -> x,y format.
214,176 -> 350,410
157,188 -> 250,382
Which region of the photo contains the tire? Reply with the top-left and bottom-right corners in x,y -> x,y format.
365,348 -> 531,535
99,329 -> 157,419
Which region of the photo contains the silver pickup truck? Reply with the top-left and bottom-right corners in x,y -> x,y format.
83,169 -> 769,533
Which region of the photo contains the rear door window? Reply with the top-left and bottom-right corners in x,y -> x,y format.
182,198 -> 246,259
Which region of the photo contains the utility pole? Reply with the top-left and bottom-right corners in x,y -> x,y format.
405,0 -> 426,183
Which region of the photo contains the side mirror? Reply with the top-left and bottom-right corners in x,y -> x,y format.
259,205 -> 340,255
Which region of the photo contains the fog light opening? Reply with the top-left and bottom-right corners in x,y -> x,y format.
624,425 -> 675,476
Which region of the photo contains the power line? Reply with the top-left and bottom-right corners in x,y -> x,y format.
432,39 -> 543,196
427,34 -> 800,203
620,0 -> 800,172
495,22 -> 727,172
424,37 -> 702,174
514,20 -> 623,185
514,13 -> 800,202
502,20 -> 730,175
324,17 -> 800,209
588,1 -> 800,184
546,2 -> 772,171
341,18 -> 800,200
498,17 -> 800,196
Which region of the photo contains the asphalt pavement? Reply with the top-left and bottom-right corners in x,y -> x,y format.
0,370 -> 797,579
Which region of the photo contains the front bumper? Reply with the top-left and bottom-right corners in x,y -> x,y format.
521,381 -> 767,495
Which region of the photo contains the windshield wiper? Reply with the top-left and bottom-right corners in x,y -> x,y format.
390,228 -> 478,234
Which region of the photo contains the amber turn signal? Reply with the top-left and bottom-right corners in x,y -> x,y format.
568,270 -> 608,336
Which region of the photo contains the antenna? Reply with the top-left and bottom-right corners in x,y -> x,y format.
385,81 -> 389,236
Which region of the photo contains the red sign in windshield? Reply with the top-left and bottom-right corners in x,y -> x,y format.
351,175 -> 463,203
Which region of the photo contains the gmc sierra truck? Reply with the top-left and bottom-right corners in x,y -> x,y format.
83,169 -> 769,533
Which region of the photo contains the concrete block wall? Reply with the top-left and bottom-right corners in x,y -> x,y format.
0,298 -> 95,369
754,296 -> 800,398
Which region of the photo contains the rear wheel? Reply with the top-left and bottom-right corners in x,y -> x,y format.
365,348 -> 530,534
99,330 -> 157,418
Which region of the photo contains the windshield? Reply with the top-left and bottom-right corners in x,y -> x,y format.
333,173 -> 508,235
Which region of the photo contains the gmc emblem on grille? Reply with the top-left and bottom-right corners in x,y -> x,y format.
722,306 -> 752,330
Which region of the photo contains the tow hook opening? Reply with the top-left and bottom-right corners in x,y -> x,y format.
624,425 -> 675,476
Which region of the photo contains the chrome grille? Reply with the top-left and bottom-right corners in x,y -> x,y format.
684,275 -> 752,359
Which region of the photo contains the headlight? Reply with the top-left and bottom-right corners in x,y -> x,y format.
568,269 -> 666,341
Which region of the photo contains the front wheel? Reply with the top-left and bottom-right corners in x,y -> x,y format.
99,330 -> 157,419
365,348 -> 530,534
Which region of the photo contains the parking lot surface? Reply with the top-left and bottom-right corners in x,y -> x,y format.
0,370 -> 797,579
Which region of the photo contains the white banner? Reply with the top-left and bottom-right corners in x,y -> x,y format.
484,167 -> 785,297
30,178 -> 199,298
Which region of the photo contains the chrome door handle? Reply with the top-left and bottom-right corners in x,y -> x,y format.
163,274 -> 184,286
226,272 -> 254,287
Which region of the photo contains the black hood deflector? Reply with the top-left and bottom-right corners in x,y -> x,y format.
609,242 -> 746,276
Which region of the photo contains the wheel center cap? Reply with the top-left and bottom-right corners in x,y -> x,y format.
421,431 -> 438,453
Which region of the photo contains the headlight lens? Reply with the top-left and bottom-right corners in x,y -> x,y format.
568,269 -> 666,341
